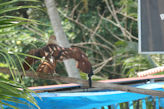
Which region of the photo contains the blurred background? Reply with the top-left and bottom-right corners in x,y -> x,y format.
0,0 -> 163,88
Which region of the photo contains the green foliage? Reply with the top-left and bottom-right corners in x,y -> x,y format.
55,0 -> 162,79
119,0 -> 138,18
115,41 -> 138,54
0,47 -> 40,107
114,41 -> 153,77
1,0 -> 160,81
0,0 -> 161,108
122,56 -> 151,77
0,77 -> 39,109
0,1 -> 162,107
0,0 -> 43,108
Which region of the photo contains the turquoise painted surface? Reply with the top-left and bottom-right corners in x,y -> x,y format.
3,82 -> 164,109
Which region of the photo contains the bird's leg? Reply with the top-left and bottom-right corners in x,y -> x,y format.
88,71 -> 93,88
82,73 -> 92,92
88,76 -> 92,88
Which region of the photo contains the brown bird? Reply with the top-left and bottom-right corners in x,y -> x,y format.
23,41 -> 94,88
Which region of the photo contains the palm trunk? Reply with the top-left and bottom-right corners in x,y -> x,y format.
44,0 -> 80,78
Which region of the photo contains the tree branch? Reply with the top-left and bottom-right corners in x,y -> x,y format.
58,10 -> 116,49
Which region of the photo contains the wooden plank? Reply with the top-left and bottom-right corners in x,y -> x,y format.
99,75 -> 164,83
1,67 -> 164,97
28,75 -> 164,92
56,88 -> 105,93
28,83 -> 79,91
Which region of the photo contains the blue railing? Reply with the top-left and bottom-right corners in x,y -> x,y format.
3,82 -> 164,109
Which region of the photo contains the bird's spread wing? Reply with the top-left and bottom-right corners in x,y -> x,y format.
23,44 -> 93,75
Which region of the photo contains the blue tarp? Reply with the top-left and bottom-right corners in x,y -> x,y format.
3,82 -> 164,109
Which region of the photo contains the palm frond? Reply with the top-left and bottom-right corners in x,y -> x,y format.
0,0 -> 42,108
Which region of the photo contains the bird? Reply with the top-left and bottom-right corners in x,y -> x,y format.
23,36 -> 94,88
